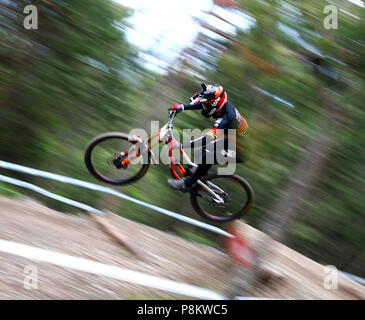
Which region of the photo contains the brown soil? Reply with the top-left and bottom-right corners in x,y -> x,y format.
0,196 -> 364,300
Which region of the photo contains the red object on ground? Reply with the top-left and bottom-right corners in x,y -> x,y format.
225,226 -> 255,269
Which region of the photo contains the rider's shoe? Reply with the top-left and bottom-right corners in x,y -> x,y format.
167,178 -> 193,193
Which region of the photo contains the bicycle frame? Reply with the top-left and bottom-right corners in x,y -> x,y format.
157,111 -> 197,179
121,111 -> 224,204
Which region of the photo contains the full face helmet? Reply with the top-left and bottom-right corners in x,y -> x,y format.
191,83 -> 228,117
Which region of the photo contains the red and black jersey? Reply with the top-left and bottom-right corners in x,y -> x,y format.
182,101 -> 248,148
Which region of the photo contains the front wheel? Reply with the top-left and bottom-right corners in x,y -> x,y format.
190,174 -> 254,223
84,132 -> 150,185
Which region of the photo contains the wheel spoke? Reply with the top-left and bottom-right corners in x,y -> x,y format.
85,134 -> 149,185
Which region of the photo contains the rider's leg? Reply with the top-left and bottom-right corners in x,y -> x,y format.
184,165 -> 211,186
168,161 -> 211,192
168,135 -> 237,192
185,137 -> 234,185
184,140 -> 215,185
168,143 -> 216,191
184,161 -> 211,186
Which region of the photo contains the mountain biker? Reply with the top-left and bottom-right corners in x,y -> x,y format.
167,83 -> 249,192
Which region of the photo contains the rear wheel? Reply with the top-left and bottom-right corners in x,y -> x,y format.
190,174 -> 254,223
84,132 -> 150,185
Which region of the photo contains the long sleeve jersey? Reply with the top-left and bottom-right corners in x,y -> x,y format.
181,101 -> 249,149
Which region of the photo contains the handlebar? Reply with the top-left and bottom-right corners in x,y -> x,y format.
167,110 -> 176,128
166,111 -> 176,142
168,110 -> 176,121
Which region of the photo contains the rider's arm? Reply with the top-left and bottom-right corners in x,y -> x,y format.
182,103 -> 203,111
169,103 -> 202,113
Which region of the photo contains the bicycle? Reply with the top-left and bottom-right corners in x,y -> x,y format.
84,110 -> 254,222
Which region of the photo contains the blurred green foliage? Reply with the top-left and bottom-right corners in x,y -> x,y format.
0,0 -> 364,277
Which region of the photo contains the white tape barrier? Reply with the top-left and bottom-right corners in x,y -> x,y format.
0,160 -> 233,238
0,239 -> 227,300
0,174 -> 106,216
340,271 -> 365,286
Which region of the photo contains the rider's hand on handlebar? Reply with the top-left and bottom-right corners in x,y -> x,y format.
168,104 -> 184,113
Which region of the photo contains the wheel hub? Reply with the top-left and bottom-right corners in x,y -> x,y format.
113,152 -> 128,169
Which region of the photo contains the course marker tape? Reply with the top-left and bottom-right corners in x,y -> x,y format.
0,239 -> 227,300
0,174 -> 106,216
0,160 -> 233,238
340,271 -> 365,286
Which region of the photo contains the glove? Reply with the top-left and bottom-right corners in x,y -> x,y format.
167,138 -> 180,149
168,104 -> 184,113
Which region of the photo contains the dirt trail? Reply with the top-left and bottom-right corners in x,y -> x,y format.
0,196 -> 364,300
241,224 -> 365,300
